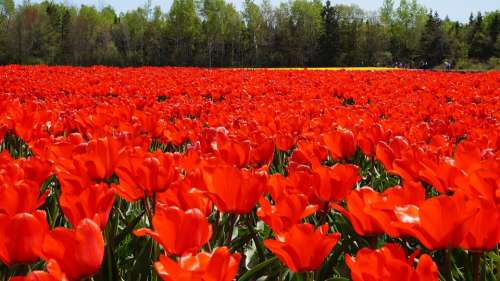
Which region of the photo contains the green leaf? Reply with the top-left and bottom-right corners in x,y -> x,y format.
113,211 -> 145,247
487,252 -> 500,263
127,238 -> 155,281
324,278 -> 349,281
238,257 -> 278,281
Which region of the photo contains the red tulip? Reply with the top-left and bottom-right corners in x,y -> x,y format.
346,243 -> 439,281
0,153 -> 52,186
72,136 -> 122,181
375,136 -> 409,171
323,128 -> 357,160
357,123 -> 390,157
289,140 -> 328,166
134,205 -> 212,256
43,133 -> 85,165
453,141 -> 483,173
177,148 -> 202,173
391,146 -> 427,183
267,170 -> 316,202
202,164 -> 267,214
0,180 -> 48,216
455,157 -> 500,205
257,193 -> 318,233
264,223 -> 340,272
41,219 -> 104,280
275,133 -> 295,151
459,198 -> 500,251
10,260 -> 68,281
156,178 -> 213,217
212,134 -> 251,167
249,132 -> 275,165
0,126 -> 6,141
116,149 -> 180,201
154,247 -> 241,281
0,211 -> 49,266
332,182 -> 425,237
417,157 -> 463,194
394,194 -> 474,250
59,183 -> 116,229
312,163 -> 360,203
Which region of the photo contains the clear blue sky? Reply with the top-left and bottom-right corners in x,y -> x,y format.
19,0 -> 500,22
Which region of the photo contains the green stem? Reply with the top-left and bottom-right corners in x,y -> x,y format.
318,236 -> 354,280
472,252 -> 482,281
370,157 -> 376,188
444,249 -> 452,281
237,257 -> 278,281
305,271 -> 315,281
225,213 -> 238,245
211,210 -> 220,247
105,227 -> 115,280
0,262 -> 8,281
318,202 -> 330,225
245,215 -> 265,262
152,192 -> 157,214
367,235 -> 378,248
10,263 -> 30,276
143,194 -> 154,228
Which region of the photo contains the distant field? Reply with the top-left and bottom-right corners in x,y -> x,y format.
247,67 -> 399,71
0,66 -> 499,281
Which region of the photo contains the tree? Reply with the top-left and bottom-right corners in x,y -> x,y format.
467,12 -> 490,61
379,0 -> 394,27
494,34 -> 500,57
318,0 -> 340,66
269,2 -> 292,66
200,0 -> 227,66
121,7 -> 149,65
443,19 -> 467,65
289,0 -> 323,66
0,0 -> 497,68
14,4 -> 48,64
388,0 -> 426,64
485,11 -> 500,58
242,0 -> 264,66
142,6 -> 164,66
258,0 -> 274,65
166,0 -> 200,65
0,0 -> 15,62
419,11 -> 448,67
222,3 -> 243,66
360,15 -> 391,66
335,4 -> 365,66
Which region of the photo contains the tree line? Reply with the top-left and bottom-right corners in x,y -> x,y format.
0,0 -> 499,68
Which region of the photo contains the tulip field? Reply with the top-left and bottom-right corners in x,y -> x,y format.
0,65 -> 499,281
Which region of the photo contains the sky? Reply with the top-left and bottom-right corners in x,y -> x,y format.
18,0 -> 500,22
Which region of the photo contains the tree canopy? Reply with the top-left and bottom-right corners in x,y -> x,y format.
0,0 -> 498,68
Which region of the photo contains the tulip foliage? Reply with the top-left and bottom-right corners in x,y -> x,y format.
0,66 -> 499,281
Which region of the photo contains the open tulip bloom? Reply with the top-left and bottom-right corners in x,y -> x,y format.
264,223 -> 341,272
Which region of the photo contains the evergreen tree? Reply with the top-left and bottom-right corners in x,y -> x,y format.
468,12 -> 490,61
486,12 -> 500,57
318,0 -> 340,66
494,34 -> 500,57
419,11 -> 448,67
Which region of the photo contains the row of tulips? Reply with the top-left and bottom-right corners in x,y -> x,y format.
0,66 -> 499,281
